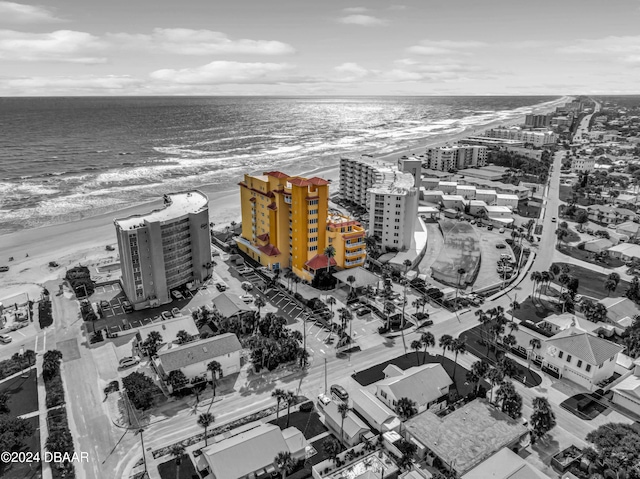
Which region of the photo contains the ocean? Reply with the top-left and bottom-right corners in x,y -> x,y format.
0,95 -> 561,235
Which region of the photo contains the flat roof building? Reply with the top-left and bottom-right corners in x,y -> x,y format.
114,190 -> 211,310
424,145 -> 487,172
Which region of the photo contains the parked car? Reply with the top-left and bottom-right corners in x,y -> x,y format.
496,243 -> 506,249
0,266 -> 8,272
215,283 -> 227,292
0,334 -> 13,344
499,228 -> 505,233
317,393 -> 332,410
356,308 -> 371,317
122,300 -> 133,313
161,311 -> 173,320
118,356 -> 140,369
48,261 -> 59,267
487,225 -> 494,231
100,300 -> 111,309
10,322 -> 28,331
551,217 -> 557,222
171,290 -> 184,300
171,307 -> 181,317
240,295 -> 253,304
330,384 -> 349,401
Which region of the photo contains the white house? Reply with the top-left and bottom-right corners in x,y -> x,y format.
495,194 -> 519,210
375,364 -> 452,414
608,243 -> 640,262
154,333 -> 242,381
350,388 -> 402,433
323,400 -> 371,447
616,221 -> 640,238
461,447 -> 551,479
441,195 -> 466,211
538,327 -> 623,391
612,358 -> 640,416
584,238 -> 614,254
197,422 -> 307,479
134,315 -> 200,355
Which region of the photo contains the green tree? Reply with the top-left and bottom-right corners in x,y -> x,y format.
449,337 -> 467,379
604,279 -> 618,296
338,402 -> 350,443
285,391 -> 296,428
143,331 -> 163,356
0,415 -> 34,451
274,451 -> 296,479
324,245 -> 336,273
411,340 -> 422,365
322,437 -> 341,464
168,370 -> 188,391
530,397 -> 556,441
169,444 -> 186,479
0,392 -> 9,414
176,330 -> 192,345
272,388 -> 286,426
43,349 -> 63,380
122,371 -> 162,410
420,332 -> 435,364
495,381 -> 522,419
487,368 -> 504,403
528,338 -> 541,371
197,413 -> 215,447
438,334 -> 453,362
207,360 -> 223,398
395,397 -> 418,421
347,274 -> 356,297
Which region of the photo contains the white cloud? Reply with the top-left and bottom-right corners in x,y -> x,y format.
0,29 -> 107,63
388,5 -> 407,10
338,15 -> 387,26
407,39 -> 486,56
150,61 -> 294,85
343,7 -> 368,13
334,62 -> 370,81
0,75 -> 142,95
0,1 -> 63,24
559,35 -> 640,65
109,28 -> 294,55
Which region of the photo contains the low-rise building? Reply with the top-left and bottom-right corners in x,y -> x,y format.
350,388 -> 402,433
375,363 -> 452,414
134,316 -> 200,355
424,145 -> 488,171
404,399 -> 529,477
197,422 -> 308,479
612,358 -> 640,416
154,333 -> 242,381
571,157 -> 596,173
495,194 -> 519,210
485,128 -> 557,147
587,205 -> 636,225
538,327 -> 623,390
608,242 -> 640,261
323,400 -> 371,447
441,195 -> 466,211
616,221 -> 640,238
583,238 -> 614,253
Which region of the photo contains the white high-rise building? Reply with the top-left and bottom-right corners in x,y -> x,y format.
340,157 -> 418,251
484,128 -> 557,147
423,145 -> 487,172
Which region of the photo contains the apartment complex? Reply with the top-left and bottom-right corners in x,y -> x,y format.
340,157 -> 419,251
524,114 -> 551,128
571,157 -> 596,173
237,171 -> 365,281
114,191 -> 212,310
423,145 -> 488,171
484,128 -> 557,147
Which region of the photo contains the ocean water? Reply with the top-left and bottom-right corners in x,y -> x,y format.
0,96 -> 561,235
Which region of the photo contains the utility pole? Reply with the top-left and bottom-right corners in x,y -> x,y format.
138,428 -> 147,477
324,358 -> 328,394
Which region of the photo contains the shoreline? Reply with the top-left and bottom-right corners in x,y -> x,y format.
0,96 -> 568,301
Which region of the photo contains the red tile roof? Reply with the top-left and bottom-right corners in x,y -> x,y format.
305,254 -> 337,271
258,244 -> 281,256
267,203 -> 277,210
288,177 -> 309,186
265,171 -> 289,179
256,233 -> 269,242
307,177 -> 330,186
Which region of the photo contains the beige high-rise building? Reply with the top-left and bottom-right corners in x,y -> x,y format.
114,190 -> 212,310
423,145 -> 487,172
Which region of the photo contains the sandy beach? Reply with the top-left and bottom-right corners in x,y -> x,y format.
0,97 -> 568,302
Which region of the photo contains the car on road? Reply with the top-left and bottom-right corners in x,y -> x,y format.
171,307 -> 181,317
118,356 -> 140,369
10,321 -> 28,331
499,228 -> 505,233
0,265 -> 9,272
161,311 -> 173,320
330,384 -> 349,401
0,334 -> 13,344
496,243 -> 506,249
100,300 -> 111,309
171,290 -> 184,300
356,308 -> 371,317
215,283 -> 227,292
240,295 -> 253,304
487,225 -> 494,231
551,217 -> 557,222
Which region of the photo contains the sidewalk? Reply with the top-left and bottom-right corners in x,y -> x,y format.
35,354 -> 52,479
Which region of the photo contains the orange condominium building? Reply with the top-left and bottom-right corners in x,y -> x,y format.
237,171 -> 366,281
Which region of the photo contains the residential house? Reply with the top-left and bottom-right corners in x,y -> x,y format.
612,358 -> 640,416
404,399 -> 529,477
461,447 -> 552,479
197,422 -> 307,479
616,221 -> 640,238
608,243 -> 640,262
587,205 -> 636,225
154,333 -> 242,382
599,297 -> 640,335
133,315 -> 200,356
583,238 -> 614,254
323,400 -> 371,447
350,388 -> 402,433
375,363 -> 452,414
211,292 -> 255,332
538,327 -> 624,390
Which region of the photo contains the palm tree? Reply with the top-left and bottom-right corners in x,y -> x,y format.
411,340 -> 422,365
604,279 -> 617,296
254,296 -> 266,318
326,296 -> 336,315
274,451 -> 295,479
384,301 -> 395,330
207,361 -> 222,398
324,245 -> 336,273
395,397 -> 417,421
475,309 -> 490,346
292,276 -> 301,294
528,338 -> 541,371
509,298 -> 520,324
285,391 -> 296,428
449,337 -> 467,379
487,368 -> 504,403
197,413 -> 215,447
470,360 -> 490,394
337,402 -> 350,443
401,259 -> 412,329
346,274 -> 356,297
420,332 -> 435,364
438,334 -> 453,362
540,271 -> 551,296
272,388 -> 286,426
169,444 -> 186,479
530,271 -> 541,299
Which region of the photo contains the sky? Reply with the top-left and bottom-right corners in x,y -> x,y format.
1,0 -> 639,96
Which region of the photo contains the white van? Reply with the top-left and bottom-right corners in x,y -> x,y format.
317,393 -> 332,410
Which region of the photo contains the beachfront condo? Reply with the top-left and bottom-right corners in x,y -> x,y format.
236,171 -> 366,281
423,145 -> 488,171
339,157 -> 419,251
114,190 -> 212,310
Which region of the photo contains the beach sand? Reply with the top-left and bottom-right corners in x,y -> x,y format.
0,97 -> 567,302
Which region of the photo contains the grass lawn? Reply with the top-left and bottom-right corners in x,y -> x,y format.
157,455 -> 198,479
270,410 -> 327,440
552,262 -> 630,300
0,369 -> 38,417
353,352 -> 489,398
511,297 -> 556,324
0,416 -> 41,479
517,203 -> 541,219
557,245 -> 625,269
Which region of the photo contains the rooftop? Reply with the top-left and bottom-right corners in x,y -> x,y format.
350,388 -> 401,432
114,190 -> 208,230
134,316 -> 200,345
544,327 -> 623,365
156,333 -> 242,372
376,363 -> 452,406
211,292 -> 254,317
405,399 -> 528,475
461,447 -> 551,479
